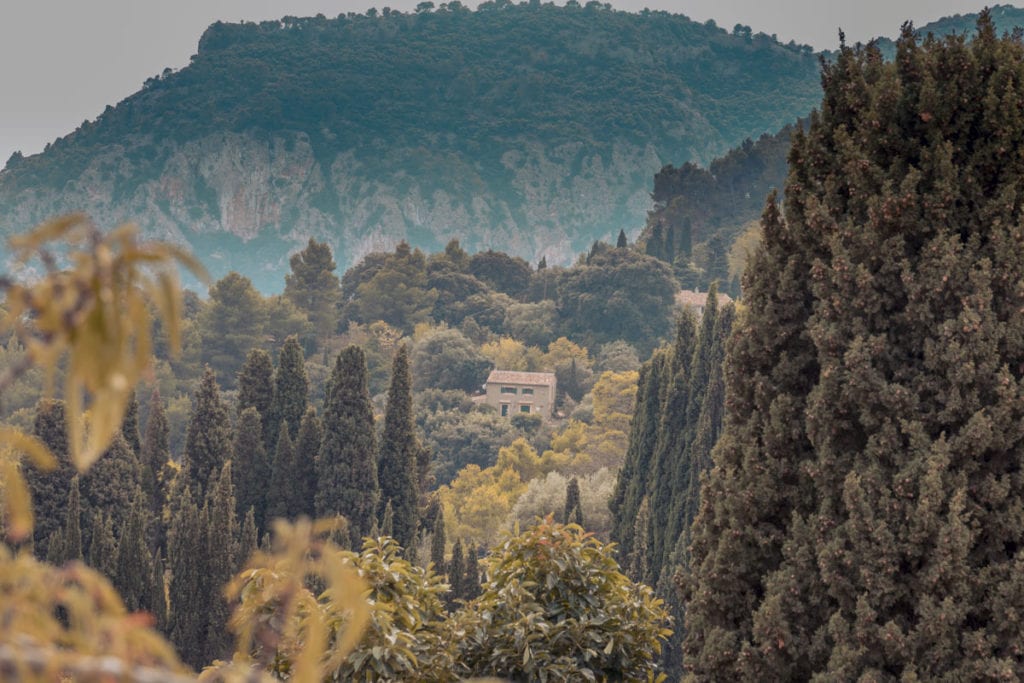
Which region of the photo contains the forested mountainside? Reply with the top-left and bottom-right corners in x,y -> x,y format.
0,3 -> 823,290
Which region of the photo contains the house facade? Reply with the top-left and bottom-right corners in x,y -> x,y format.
483,370 -> 557,419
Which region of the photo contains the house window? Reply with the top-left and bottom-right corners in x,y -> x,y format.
520,405 -> 531,414
521,388 -> 534,395
500,386 -> 517,394
501,403 -> 510,416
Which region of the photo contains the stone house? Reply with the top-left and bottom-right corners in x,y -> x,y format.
483,370 -> 557,419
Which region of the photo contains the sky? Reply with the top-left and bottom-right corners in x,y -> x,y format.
0,0 -> 996,165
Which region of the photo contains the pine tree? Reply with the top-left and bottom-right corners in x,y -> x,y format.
284,238 -> 341,345
204,463 -> 239,664
184,366 -> 232,501
114,491 -> 152,612
378,344 -> 420,547
168,486 -> 207,670
63,475 -> 83,562
26,398 -> 74,552
266,423 -> 295,524
292,407 -> 322,519
121,390 -> 142,456
687,16 -> 1024,678
237,348 -> 276,452
317,346 -> 380,541
232,406 -> 270,528
563,477 -> 583,527
270,335 -> 309,444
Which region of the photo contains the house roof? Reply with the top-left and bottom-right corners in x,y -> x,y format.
486,370 -> 557,388
676,289 -> 733,309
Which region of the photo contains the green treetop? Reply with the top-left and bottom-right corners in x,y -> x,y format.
237,348 -> 275,451
271,335 -> 309,444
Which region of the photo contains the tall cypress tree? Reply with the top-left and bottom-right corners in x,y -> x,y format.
463,543 -> 481,601
81,432 -> 142,541
63,476 -> 83,562
377,344 -> 420,548
121,390 -> 142,457
447,537 -> 465,605
271,335 -> 309,444
26,398 -> 74,552
430,508 -> 446,572
232,406 -> 270,528
168,486 -> 207,670
563,477 -> 583,526
609,351 -> 667,562
87,511 -> 117,577
141,388 -> 170,529
266,423 -> 296,524
237,348 -> 276,452
238,507 -> 258,571
184,366 -> 232,501
114,491 -> 153,612
292,407 -> 322,519
686,16 -> 1024,678
204,463 -> 239,664
316,346 -> 379,543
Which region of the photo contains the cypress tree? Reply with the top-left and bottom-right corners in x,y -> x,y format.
266,423 -> 295,525
687,16 -> 1024,678
204,463 -> 239,664
148,551 -> 168,632
609,351 -> 667,561
81,432 -> 142,541
169,486 -> 207,670
381,500 -> 394,539
87,511 -> 117,577
292,406 -> 322,519
140,388 -> 170,531
430,508 -> 446,572
64,476 -> 83,562
26,398 -> 74,552
271,335 -> 309,444
646,314 -> 697,582
238,507 -> 258,571
114,492 -> 152,612
232,406 -> 270,528
448,538 -> 465,605
377,344 -> 420,547
628,496 -> 651,583
616,229 -> 628,248
237,348 -> 275,452
316,346 -> 380,541
464,543 -> 481,601
564,477 -> 583,527
184,366 -> 232,501
121,390 -> 142,457
45,529 -> 65,565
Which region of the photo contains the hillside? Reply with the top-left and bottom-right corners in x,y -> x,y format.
0,4 -> 822,290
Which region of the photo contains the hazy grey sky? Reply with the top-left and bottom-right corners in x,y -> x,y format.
0,0 -> 995,165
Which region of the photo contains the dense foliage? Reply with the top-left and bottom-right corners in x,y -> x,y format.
684,15 -> 1024,678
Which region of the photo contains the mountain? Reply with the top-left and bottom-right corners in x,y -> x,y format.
0,4 -> 822,290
